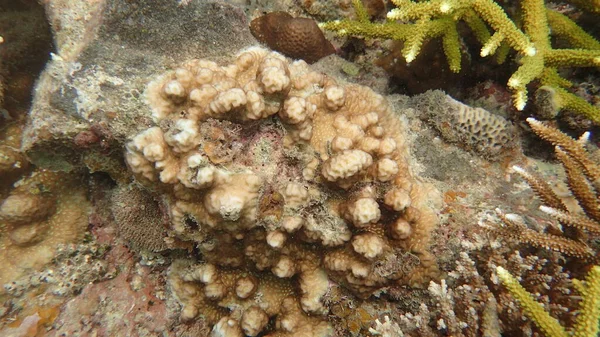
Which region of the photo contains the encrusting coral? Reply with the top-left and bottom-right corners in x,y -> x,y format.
110,183 -> 170,252
124,46 -> 439,335
493,118 -> 600,260
320,0 -> 600,124
497,265 -> 600,337
0,169 -> 90,289
411,90 -> 518,160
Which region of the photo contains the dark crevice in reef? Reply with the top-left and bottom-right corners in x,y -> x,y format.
0,0 -> 54,117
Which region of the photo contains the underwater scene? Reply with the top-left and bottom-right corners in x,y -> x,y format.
1,0 -> 600,336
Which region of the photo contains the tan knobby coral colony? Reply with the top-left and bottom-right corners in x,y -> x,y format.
0,122 -> 90,290
125,47 -> 438,336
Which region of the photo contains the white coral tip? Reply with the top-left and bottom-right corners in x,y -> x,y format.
511,165 -> 526,174
504,213 -> 521,222
440,2 -> 451,12
539,205 -> 557,215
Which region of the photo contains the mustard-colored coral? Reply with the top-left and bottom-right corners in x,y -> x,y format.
497,265 -> 600,337
321,0 -> 600,123
125,46 -> 440,335
0,170 -> 90,288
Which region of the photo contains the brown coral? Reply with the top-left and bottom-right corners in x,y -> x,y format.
110,183 -> 170,252
250,12 -> 336,64
412,90 -> 519,160
494,118 -> 600,260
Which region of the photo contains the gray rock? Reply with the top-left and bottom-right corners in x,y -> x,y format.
23,0 -> 256,171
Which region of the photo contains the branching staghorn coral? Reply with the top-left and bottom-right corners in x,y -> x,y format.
493,118 -> 600,260
320,0 -> 600,124
124,46 -> 440,336
497,265 -> 600,337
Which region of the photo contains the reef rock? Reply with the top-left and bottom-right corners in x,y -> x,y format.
23,0 -> 256,174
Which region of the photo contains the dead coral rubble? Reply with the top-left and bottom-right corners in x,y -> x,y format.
125,46 -> 439,336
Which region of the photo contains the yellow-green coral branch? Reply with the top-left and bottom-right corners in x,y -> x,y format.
496,266 -> 568,337
540,69 -> 600,125
322,0 -> 600,123
352,0 -> 370,23
541,68 -> 572,88
545,49 -> 600,67
462,8 -> 492,46
508,54 -> 545,110
471,0 -> 535,56
318,19 -> 410,41
521,0 -> 550,48
403,18 -> 449,62
546,10 -> 600,50
442,19 -> 462,72
553,88 -> 600,125
498,265 -> 600,337
388,0 -> 464,21
572,266 -> 600,337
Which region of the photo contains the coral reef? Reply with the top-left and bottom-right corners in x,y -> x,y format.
321,0 -> 600,124
250,12 -> 336,64
0,4 -> 96,333
22,0 -> 256,172
5,1 -> 599,336
124,46 -> 439,335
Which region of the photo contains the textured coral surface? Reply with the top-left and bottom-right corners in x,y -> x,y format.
124,46 -> 439,335
0,170 -> 90,289
250,12 -> 336,64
